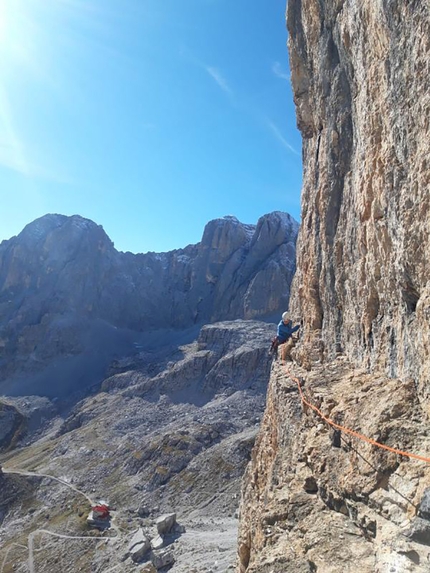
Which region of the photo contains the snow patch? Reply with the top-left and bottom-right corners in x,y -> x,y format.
176,254 -> 191,264
70,216 -> 97,231
150,253 -> 169,269
242,224 -> 256,238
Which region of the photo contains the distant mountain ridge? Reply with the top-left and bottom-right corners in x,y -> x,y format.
0,211 -> 298,396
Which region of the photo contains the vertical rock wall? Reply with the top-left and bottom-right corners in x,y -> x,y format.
288,0 -> 430,396
237,2 -> 430,572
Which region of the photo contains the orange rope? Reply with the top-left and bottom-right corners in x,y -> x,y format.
286,368 -> 430,464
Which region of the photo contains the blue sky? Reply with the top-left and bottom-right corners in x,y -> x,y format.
0,0 -> 302,253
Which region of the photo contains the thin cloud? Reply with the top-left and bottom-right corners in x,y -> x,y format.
267,120 -> 301,156
0,144 -> 69,182
179,47 -> 233,97
272,61 -> 290,81
204,66 -> 232,95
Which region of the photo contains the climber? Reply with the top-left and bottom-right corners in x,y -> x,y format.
270,312 -> 300,360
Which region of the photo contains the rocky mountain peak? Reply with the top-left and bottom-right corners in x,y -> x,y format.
250,211 -> 299,252
15,214 -> 113,249
19,213 -> 68,241
200,215 -> 253,253
0,211 -> 298,397
18,213 -> 111,246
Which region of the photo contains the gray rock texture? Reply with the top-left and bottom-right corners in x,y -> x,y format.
287,0 -> 429,395
0,319 -> 275,572
418,488 -> 430,521
404,518 -> 430,546
128,528 -> 151,562
151,548 -> 175,569
150,535 -> 164,550
0,401 -> 25,451
0,211 -> 297,396
156,513 -> 176,535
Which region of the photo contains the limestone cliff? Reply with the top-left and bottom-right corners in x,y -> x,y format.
238,1 -> 430,571
239,360 -> 430,572
0,211 -> 298,395
288,0 -> 429,394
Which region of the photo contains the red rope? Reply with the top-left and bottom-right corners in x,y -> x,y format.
286,368 -> 430,464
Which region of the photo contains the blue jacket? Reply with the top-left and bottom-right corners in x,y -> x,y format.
277,320 -> 299,342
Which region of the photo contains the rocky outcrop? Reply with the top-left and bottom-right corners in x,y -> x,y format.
151,549 -> 175,570
288,0 -> 429,394
128,528 -> 151,562
239,360 -> 430,572
1,320 -> 275,572
0,401 -> 25,451
0,211 -> 297,396
156,513 -> 176,535
238,1 -> 430,571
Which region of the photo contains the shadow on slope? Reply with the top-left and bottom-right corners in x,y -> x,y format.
0,319 -> 202,400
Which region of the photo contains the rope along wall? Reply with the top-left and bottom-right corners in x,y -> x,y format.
285,368 -> 430,464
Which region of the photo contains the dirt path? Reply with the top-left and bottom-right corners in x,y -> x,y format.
28,529 -> 112,573
1,468 -> 120,573
3,468 -> 95,505
0,543 -> 28,573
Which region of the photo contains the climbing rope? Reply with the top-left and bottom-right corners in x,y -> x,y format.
286,367 -> 430,464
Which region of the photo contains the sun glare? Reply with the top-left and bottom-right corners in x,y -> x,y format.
0,1 -> 7,47
0,0 -> 29,59
0,0 -> 103,179
0,0 -> 42,178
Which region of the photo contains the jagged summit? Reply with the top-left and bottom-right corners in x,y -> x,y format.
0,210 -> 299,397
221,214 -> 241,222
14,212 -> 299,257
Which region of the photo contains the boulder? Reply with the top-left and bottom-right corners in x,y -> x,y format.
138,503 -> 150,518
128,528 -> 151,562
403,518 -> 430,546
140,565 -> 157,573
156,513 -> 176,535
151,548 -> 175,569
151,535 -> 164,550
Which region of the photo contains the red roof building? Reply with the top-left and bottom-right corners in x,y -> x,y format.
91,504 -> 110,520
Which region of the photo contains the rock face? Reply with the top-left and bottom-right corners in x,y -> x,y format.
156,513 -> 176,535
0,211 -> 298,396
1,320 -> 275,572
239,360 -> 430,572
128,528 -> 151,562
238,1 -> 430,572
288,0 -> 429,395
0,401 -> 25,451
